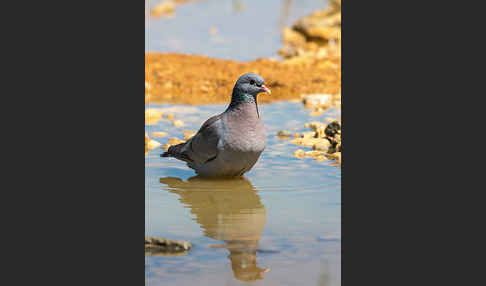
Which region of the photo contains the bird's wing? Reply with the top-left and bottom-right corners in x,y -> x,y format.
172,113 -> 223,164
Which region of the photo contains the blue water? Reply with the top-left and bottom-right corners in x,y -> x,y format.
146,102 -> 341,285
145,0 -> 328,61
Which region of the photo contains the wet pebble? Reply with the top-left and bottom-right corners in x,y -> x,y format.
145,108 -> 164,125
145,236 -> 193,255
325,121 -> 341,137
277,130 -> 292,137
145,133 -> 161,150
147,140 -> 161,150
163,137 -> 185,151
302,94 -> 332,110
326,152 -> 341,163
313,140 -> 331,152
301,131 -> 317,139
291,137 -> 321,148
182,130 -> 195,140
305,121 -> 327,131
172,120 -> 184,127
151,1 -> 175,17
305,150 -> 326,157
151,131 -> 168,137
315,155 -> 326,161
294,149 -> 305,158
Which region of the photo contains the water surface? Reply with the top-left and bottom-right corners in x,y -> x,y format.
146,102 -> 341,285
145,0 -> 328,61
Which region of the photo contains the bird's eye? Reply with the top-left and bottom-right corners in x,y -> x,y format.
250,79 -> 255,85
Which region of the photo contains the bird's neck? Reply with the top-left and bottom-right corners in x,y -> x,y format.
227,91 -> 260,119
229,90 -> 256,107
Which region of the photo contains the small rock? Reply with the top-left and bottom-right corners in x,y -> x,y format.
172,120 -> 184,127
145,133 -> 161,150
301,131 -> 316,139
315,155 -> 326,161
182,130 -> 195,140
302,94 -> 332,109
325,121 -> 341,137
315,126 -> 327,138
294,149 -> 305,158
147,139 -> 161,150
326,152 -> 341,163
305,121 -> 327,131
277,130 -> 292,137
167,137 -> 185,145
291,137 -> 321,148
325,117 -> 335,122
151,1 -> 175,17
145,109 -> 164,125
313,140 -> 331,151
333,134 -> 341,145
162,144 -> 170,151
145,236 -> 193,256
163,138 -> 185,151
305,150 -> 326,157
151,131 -> 168,137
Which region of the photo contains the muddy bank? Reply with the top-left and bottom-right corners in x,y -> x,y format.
145,53 -> 340,105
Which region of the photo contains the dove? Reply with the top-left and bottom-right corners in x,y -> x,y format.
161,73 -> 271,177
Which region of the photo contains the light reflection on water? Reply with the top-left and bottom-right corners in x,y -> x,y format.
161,176 -> 269,282
146,102 -> 341,285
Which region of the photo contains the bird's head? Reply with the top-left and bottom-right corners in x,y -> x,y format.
233,73 -> 271,98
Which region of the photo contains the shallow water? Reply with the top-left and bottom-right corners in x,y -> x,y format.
146,102 -> 341,285
145,0 -> 328,61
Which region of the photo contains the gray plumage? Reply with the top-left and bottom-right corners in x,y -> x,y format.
161,73 -> 271,177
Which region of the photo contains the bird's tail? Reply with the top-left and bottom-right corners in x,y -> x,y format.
161,145 -> 176,158
161,151 -> 170,157
161,142 -> 191,162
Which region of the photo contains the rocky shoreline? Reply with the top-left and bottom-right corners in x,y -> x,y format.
287,119 -> 341,164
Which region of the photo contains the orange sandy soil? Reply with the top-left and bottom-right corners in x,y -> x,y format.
145,53 -> 341,105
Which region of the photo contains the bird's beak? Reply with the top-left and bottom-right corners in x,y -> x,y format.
260,85 -> 271,94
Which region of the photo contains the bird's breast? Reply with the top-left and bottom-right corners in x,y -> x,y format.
222,123 -> 266,153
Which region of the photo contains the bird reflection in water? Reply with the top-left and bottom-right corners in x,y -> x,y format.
160,176 -> 270,282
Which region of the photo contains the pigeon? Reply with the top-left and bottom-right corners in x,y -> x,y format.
161,73 -> 271,177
